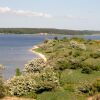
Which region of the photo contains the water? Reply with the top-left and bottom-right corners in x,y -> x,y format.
0,34 -> 100,79
0,34 -> 58,79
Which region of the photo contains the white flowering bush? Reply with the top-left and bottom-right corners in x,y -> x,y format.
24,58 -> 46,73
78,44 -> 86,50
0,64 -> 4,71
36,68 -> 59,92
70,40 -> 78,48
70,40 -> 86,50
6,74 -> 37,96
6,67 -> 59,96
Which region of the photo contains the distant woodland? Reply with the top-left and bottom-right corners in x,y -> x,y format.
0,28 -> 100,35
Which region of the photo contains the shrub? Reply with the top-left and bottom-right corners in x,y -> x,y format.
44,39 -> 49,44
54,37 -> 58,40
73,51 -> 81,57
93,78 -> 100,92
0,77 -> 5,98
77,44 -> 86,50
79,79 -> 100,96
70,40 -> 86,50
90,51 -> 100,58
62,37 -> 69,42
6,75 -> 37,96
55,60 -> 70,70
6,68 -> 59,96
71,37 -> 85,42
24,58 -> 46,73
81,67 -> 92,74
79,84 -> 96,96
70,40 -> 78,48
69,58 -> 82,69
81,58 -> 100,71
69,51 -> 72,55
36,68 -> 59,93
0,64 -> 4,71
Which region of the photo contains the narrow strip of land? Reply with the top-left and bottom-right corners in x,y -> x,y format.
1,96 -> 35,100
29,45 -> 47,62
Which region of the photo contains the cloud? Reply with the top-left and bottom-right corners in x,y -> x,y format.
0,7 -> 11,13
0,7 -> 87,20
13,10 -> 52,18
0,6 -> 52,18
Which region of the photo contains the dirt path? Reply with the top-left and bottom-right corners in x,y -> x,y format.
88,97 -> 93,100
29,45 -> 47,62
87,94 -> 100,100
1,96 -> 35,100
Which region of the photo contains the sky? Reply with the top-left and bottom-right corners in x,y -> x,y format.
0,0 -> 100,30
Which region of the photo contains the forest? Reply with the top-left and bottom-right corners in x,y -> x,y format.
0,28 -> 100,35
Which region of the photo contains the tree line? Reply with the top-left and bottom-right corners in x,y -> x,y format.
0,28 -> 100,35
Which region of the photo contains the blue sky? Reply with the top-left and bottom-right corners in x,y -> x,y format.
0,0 -> 100,30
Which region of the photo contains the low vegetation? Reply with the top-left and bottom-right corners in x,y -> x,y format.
0,65 -> 5,98
0,77 -> 5,98
5,58 -> 59,99
1,37 -> 100,100
35,37 -> 100,99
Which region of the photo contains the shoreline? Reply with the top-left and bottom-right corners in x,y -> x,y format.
29,45 -> 47,62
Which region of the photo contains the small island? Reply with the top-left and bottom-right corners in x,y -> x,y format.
0,37 -> 100,100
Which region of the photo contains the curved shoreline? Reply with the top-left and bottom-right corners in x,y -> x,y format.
29,45 -> 47,62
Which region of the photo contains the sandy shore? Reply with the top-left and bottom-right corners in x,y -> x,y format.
29,45 -> 47,62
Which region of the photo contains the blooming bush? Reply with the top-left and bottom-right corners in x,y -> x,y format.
0,64 -> 4,71
6,74 -> 37,96
70,40 -> 78,48
70,40 -> 86,50
6,67 -> 59,96
24,58 -> 46,73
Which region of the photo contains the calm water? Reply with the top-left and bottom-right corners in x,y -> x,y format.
0,34 -> 100,79
0,34 -> 58,79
